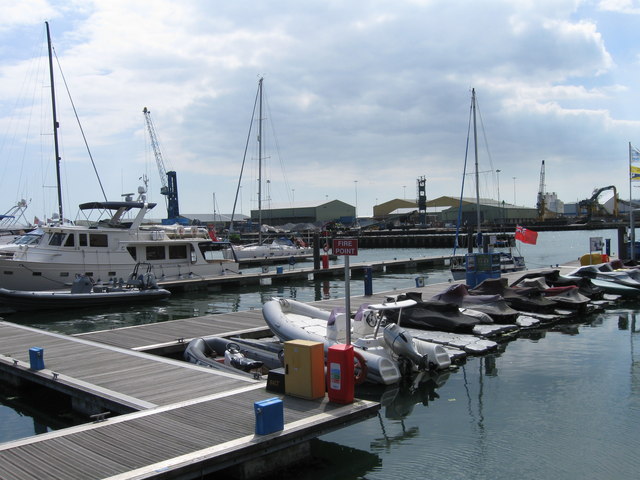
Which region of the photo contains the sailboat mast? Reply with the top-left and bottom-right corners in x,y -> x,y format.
472,88 -> 481,251
45,22 -> 64,224
257,77 -> 263,244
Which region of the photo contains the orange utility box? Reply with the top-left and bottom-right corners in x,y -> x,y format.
284,340 -> 325,399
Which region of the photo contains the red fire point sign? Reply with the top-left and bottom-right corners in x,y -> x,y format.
333,238 -> 358,256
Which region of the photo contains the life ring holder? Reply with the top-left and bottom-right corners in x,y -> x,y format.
353,350 -> 368,385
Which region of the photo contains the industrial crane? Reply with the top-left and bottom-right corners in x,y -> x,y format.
142,107 -> 186,225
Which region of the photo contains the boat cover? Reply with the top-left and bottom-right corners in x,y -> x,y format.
430,283 -> 520,323
382,291 -> 487,333
510,269 -> 604,299
469,277 -> 557,312
514,278 -> 590,309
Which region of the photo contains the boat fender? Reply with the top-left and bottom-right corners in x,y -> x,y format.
354,350 -> 368,385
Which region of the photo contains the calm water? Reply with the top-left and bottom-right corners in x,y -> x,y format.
2,228 -> 640,479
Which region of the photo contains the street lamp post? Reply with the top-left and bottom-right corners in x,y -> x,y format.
513,177 -> 517,205
496,169 -> 501,224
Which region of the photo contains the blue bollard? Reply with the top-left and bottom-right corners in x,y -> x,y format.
254,397 -> 284,435
29,347 -> 45,370
364,266 -> 373,296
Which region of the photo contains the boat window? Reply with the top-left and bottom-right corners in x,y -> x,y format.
3,271 -> 13,275
79,234 -> 88,246
169,245 -> 188,259
146,245 -> 166,260
64,234 -> 75,247
13,233 -> 42,245
49,232 -> 65,246
198,242 -> 225,261
60,272 -> 69,277
126,246 -> 137,260
89,234 -> 108,247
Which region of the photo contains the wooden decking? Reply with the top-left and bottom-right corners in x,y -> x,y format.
0,321 -> 379,479
0,380 -> 374,479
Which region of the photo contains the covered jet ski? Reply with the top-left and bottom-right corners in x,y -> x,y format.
429,284 -> 520,323
510,269 -> 604,300
469,278 -> 557,313
382,292 -> 491,333
512,277 -> 591,311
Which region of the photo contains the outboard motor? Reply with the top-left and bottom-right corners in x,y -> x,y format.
70,275 -> 93,294
383,323 -> 430,371
224,344 -> 264,372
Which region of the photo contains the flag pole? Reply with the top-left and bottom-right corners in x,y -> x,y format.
630,142 -> 635,261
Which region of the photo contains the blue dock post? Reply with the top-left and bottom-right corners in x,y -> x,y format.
363,266 -> 373,296
254,397 -> 284,435
29,347 -> 45,370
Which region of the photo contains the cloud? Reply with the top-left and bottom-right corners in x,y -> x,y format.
0,0 -> 638,221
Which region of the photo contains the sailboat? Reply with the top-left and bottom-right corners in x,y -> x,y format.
450,89 -> 526,282
0,23 -> 239,291
224,78 -> 312,261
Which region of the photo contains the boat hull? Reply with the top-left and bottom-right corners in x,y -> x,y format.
0,287 -> 170,311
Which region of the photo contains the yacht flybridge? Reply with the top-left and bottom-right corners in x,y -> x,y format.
0,201 -> 239,291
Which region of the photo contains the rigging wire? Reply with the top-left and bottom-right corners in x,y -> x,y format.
262,88 -> 293,205
229,80 -> 260,231
453,95 -> 473,255
52,47 -> 108,202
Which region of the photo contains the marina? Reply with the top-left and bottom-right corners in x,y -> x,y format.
1,231 -> 640,479
1,6 -> 639,480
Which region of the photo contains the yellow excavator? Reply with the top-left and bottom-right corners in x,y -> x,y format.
578,186 -> 619,221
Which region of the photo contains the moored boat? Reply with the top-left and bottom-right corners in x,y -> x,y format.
0,266 -> 170,312
262,297 -> 451,385
0,201 -> 239,291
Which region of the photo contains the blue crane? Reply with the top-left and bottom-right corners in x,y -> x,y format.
143,107 -> 187,225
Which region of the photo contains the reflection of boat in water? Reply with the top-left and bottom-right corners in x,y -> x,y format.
262,297 -> 451,385
0,265 -> 170,312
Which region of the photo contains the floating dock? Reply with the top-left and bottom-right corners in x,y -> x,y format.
0,321 -> 378,479
157,254 -> 453,291
0,261 -> 581,479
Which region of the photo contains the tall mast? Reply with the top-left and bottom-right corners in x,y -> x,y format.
257,77 -> 263,244
45,21 -> 63,223
472,88 -> 481,251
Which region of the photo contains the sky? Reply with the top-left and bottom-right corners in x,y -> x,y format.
1,0 -> 640,223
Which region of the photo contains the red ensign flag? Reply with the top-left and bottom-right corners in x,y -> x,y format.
515,225 -> 538,245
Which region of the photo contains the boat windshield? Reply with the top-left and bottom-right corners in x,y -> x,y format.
199,241 -> 230,261
11,229 -> 43,245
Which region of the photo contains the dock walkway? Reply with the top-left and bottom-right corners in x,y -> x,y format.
157,254 -> 451,291
0,323 -> 377,479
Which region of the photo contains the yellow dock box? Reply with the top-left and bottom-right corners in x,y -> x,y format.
284,339 -> 325,400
